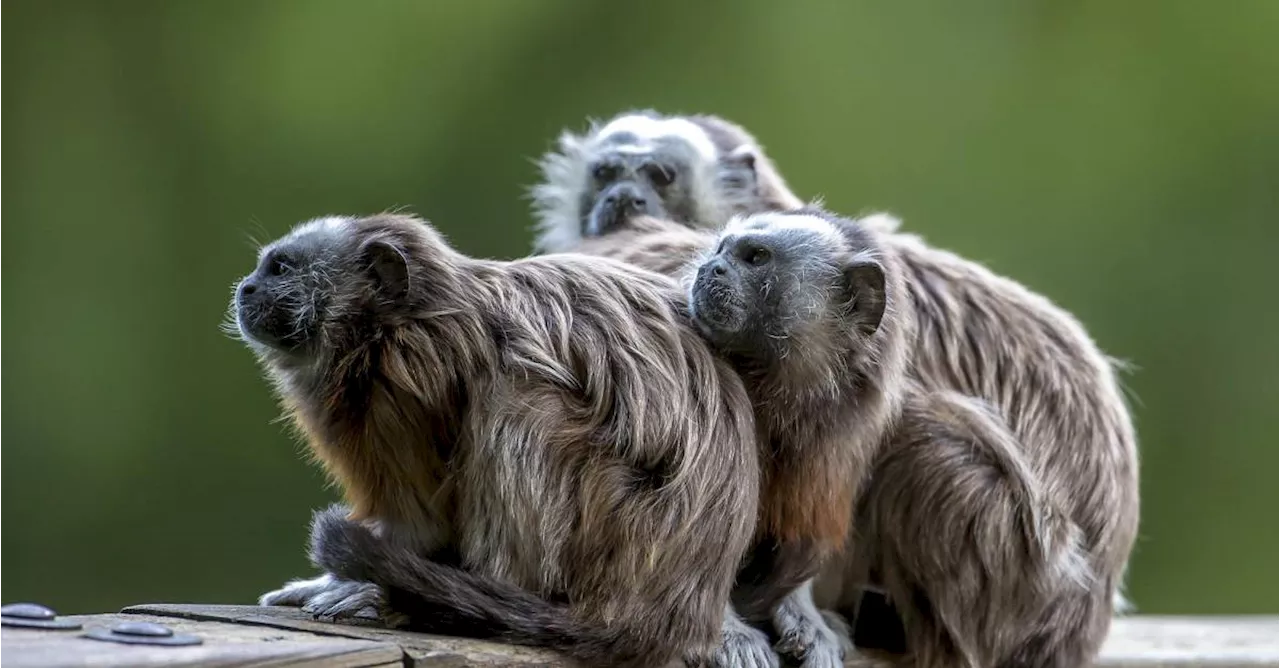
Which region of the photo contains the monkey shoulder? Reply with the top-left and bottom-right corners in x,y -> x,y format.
475,259 -> 756,514
490,258 -> 740,421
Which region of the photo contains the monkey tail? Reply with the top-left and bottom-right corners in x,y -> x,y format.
306,505 -> 671,668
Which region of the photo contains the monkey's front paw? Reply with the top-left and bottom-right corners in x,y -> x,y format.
259,573 -> 337,607
819,610 -> 857,658
300,580 -> 384,621
690,622 -> 780,668
773,609 -> 849,668
259,573 -> 388,624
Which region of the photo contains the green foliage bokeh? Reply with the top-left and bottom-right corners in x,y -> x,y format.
2,0 -> 1275,615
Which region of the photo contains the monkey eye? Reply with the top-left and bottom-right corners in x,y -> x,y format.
744,247 -> 772,266
265,252 -> 293,277
592,163 -> 619,183
646,164 -> 676,187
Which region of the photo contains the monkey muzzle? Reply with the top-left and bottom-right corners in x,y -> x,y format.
689,257 -> 747,341
586,181 -> 663,237
235,275 -> 307,351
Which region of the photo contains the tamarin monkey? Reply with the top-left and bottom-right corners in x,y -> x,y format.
689,208 -> 1140,668
234,212 -> 764,668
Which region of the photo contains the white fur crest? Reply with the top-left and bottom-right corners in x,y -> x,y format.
724,212 -> 843,242
596,114 -> 718,162
263,215 -> 353,259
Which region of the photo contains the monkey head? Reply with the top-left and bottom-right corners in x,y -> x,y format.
530,110 -> 802,253
688,209 -> 889,368
232,214 -> 450,365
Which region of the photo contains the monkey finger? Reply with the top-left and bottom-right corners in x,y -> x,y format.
300,580 -> 383,619
258,573 -> 336,607
768,583 -> 849,668
773,620 -> 846,668
704,623 -> 781,668
817,610 -> 856,657
777,636 -> 845,668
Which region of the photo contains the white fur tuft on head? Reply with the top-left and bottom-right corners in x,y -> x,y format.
260,215 -> 354,260
724,212 -> 843,243
595,114 -> 719,162
297,215 -> 355,236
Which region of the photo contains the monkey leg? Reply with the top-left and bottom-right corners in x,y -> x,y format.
857,391 -> 1104,668
770,580 -> 853,668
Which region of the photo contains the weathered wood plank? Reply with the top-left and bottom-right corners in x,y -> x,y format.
1,611 -> 402,668
3,603 -> 1275,668
1097,616 -> 1279,668
122,604 -> 569,666
124,605 -> 1280,668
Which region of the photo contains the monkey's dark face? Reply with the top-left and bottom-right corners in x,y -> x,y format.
532,111 -> 777,254
235,219 -> 350,355
689,222 -> 837,354
233,216 -> 411,360
689,213 -> 888,361
576,116 -> 725,238
580,146 -> 702,237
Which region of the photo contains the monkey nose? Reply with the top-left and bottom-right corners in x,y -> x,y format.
698,259 -> 728,283
606,191 -> 646,211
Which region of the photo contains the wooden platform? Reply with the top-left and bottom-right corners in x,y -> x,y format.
2,603 -> 1276,667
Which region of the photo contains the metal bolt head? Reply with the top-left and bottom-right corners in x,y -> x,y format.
83,620 -> 201,647
0,602 -> 82,630
1,603 -> 56,620
111,621 -> 175,637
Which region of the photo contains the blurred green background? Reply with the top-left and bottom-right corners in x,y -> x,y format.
3,1 -> 1275,616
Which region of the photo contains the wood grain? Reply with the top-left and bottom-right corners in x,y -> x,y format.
2,604 -> 1274,667
1,611 -> 402,668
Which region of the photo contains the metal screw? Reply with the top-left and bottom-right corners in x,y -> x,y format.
111,621 -> 174,637
0,602 -> 83,630
2,603 -> 55,620
83,620 -> 202,646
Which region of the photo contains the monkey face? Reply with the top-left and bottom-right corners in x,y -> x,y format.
689,212 -> 888,359
233,216 -> 411,357
235,226 -> 343,353
576,114 -> 728,237
532,110 -> 793,254
581,150 -> 691,237
689,228 -> 806,353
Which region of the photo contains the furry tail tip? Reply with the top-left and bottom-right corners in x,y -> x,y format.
307,503 -> 386,583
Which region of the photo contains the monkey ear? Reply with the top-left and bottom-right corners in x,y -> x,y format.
363,239 -> 411,300
720,145 -> 759,192
724,145 -> 757,171
841,261 -> 887,336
